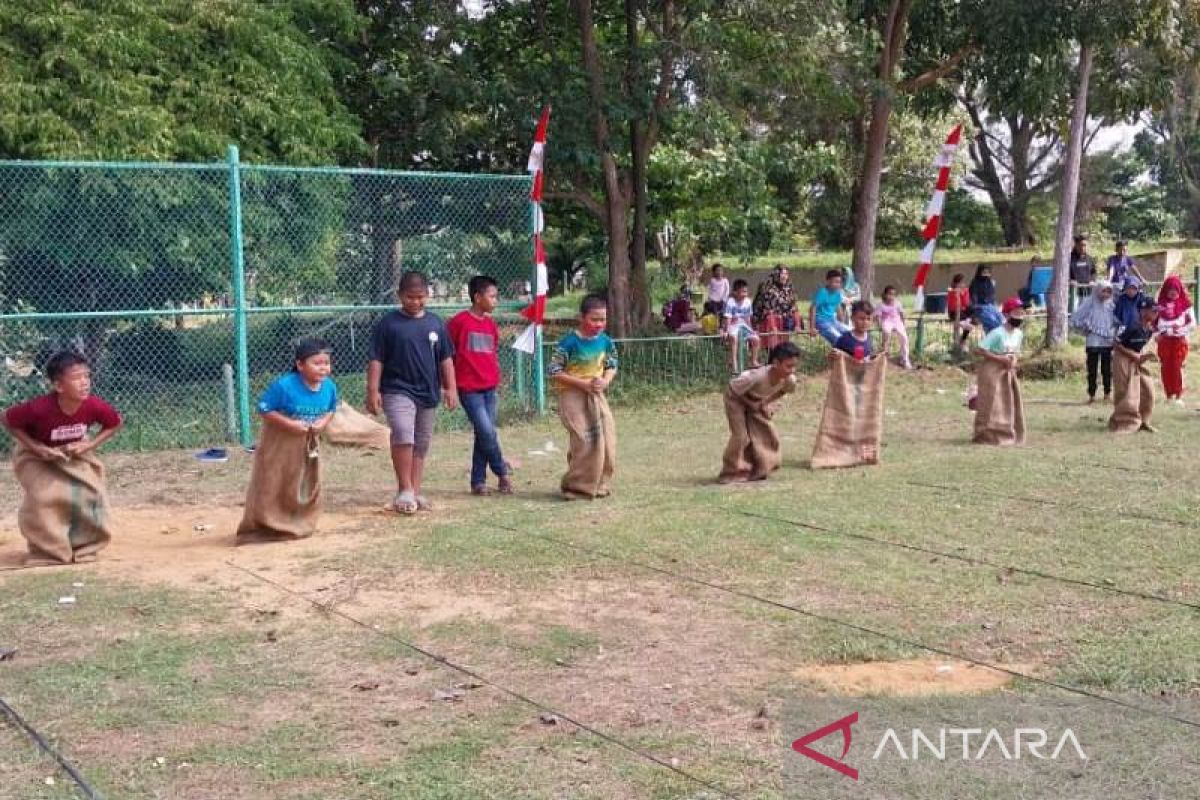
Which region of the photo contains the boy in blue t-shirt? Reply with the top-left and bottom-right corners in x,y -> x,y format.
550,294 -> 619,500
238,338 -> 338,542
366,271 -> 458,515
833,301 -> 874,360
809,269 -> 849,345
257,339 -> 338,429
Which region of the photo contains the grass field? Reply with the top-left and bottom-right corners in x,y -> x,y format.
2,356 -> 1199,799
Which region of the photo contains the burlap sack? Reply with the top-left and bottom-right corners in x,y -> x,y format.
324,401 -> 390,449
557,388 -> 616,500
13,447 -> 112,564
237,424 -> 322,540
1108,348 -> 1155,433
811,352 -> 887,469
719,392 -> 782,481
972,357 -> 1026,446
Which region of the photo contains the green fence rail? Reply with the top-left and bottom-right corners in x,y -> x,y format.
0,151 -> 538,450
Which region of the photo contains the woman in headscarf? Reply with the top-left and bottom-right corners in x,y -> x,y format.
752,265 -> 802,350
1155,275 -> 1196,404
1070,280 -> 1116,403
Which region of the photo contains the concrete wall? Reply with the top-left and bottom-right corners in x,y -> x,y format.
728,250 -> 1187,302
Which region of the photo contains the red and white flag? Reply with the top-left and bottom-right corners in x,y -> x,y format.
912,124 -> 963,312
514,106 -> 551,355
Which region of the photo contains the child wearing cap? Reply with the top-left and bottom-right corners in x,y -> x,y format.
971,297 -> 1026,446
1109,296 -> 1158,433
238,338 -> 338,542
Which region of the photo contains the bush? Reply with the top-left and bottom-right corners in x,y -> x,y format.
1019,347 -> 1086,381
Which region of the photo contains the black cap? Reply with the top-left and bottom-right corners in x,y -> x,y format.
1073,234 -> 1087,242
1135,296 -> 1156,310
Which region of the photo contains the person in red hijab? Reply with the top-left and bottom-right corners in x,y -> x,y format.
1155,275 -> 1196,404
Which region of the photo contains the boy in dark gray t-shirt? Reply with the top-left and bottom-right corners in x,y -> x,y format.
366,271 -> 458,514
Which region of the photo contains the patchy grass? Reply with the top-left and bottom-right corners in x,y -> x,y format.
2,352 -> 1199,798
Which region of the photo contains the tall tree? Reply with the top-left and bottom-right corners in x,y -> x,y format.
847,0 -> 975,296
1043,0 -> 1176,346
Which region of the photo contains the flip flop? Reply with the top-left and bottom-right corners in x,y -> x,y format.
392,492 -> 418,515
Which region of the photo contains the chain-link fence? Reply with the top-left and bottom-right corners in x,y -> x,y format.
0,150 -> 536,451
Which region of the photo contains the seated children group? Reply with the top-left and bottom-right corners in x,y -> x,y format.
4,266 -> 1193,566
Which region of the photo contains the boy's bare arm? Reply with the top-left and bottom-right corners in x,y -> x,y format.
68,423 -> 122,456
2,421 -> 65,460
366,360 -> 383,414
261,410 -> 309,434
439,358 -> 459,410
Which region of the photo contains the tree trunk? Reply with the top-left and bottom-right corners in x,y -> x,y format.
850,89 -> 895,298
1046,44 -> 1093,348
629,125 -> 650,331
574,0 -> 634,336
625,0 -> 650,331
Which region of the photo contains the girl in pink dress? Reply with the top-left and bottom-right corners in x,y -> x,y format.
874,285 -> 912,369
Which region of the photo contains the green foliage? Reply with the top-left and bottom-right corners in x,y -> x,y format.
0,0 -> 364,163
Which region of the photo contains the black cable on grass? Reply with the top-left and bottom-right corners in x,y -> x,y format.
486,523 -> 1200,732
225,561 -> 742,800
905,480 -> 1196,528
733,509 -> 1200,613
0,696 -> 104,800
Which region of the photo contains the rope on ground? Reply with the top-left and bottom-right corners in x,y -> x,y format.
225,561 -> 743,800
732,509 -> 1200,613
905,480 -> 1196,528
0,695 -> 104,800
486,523 -> 1200,732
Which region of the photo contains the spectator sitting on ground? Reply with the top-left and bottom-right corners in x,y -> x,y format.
663,285 -> 701,334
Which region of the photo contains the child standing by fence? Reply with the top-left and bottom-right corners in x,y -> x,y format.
874,286 -> 912,369
718,342 -> 799,483
1155,275 -> 1195,405
238,338 -> 337,542
3,351 -> 121,565
366,271 -> 458,515
722,279 -> 761,372
550,294 -> 619,500
447,276 -> 513,496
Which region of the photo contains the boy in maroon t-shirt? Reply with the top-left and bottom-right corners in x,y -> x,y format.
3,351 -> 122,564
447,276 -> 513,495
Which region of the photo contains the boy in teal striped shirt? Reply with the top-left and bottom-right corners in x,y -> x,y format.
549,294 -> 619,499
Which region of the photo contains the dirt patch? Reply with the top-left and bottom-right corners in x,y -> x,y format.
794,658 -> 1035,696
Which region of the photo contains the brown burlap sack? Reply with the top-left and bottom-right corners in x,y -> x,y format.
811,352 -> 887,469
719,391 -> 782,481
1108,348 -> 1155,433
237,424 -> 322,540
972,357 -> 1026,446
324,401 -> 390,449
13,447 -> 112,564
557,388 -> 616,500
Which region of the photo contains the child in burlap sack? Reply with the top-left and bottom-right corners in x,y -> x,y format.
3,351 -> 122,566
549,294 -> 619,500
719,342 -> 800,483
1109,296 -> 1158,434
238,338 -> 338,542
972,297 -> 1027,446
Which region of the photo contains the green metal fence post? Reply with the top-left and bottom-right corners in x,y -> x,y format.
914,313 -> 925,358
515,349 -> 527,411
226,145 -> 252,447
535,327 -> 546,415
